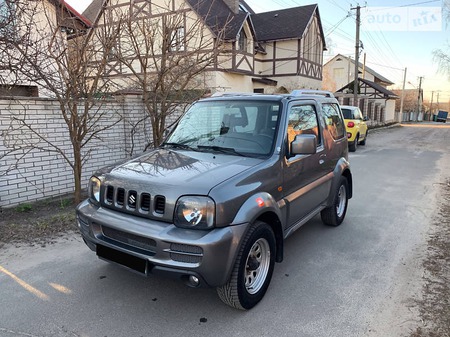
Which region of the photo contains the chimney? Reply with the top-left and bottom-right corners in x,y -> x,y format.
223,0 -> 239,14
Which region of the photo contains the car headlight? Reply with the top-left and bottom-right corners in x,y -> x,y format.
88,176 -> 103,204
174,196 -> 215,229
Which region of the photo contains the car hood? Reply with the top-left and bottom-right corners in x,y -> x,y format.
101,149 -> 264,196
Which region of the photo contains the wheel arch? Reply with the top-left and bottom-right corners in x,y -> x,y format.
326,159 -> 353,206
231,192 -> 284,263
256,211 -> 283,263
342,168 -> 353,199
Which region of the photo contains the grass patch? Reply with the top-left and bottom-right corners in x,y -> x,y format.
15,203 -> 33,213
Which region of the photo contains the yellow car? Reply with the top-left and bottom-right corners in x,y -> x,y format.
340,105 -> 368,152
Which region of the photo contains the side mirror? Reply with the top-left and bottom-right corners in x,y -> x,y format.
291,134 -> 317,156
363,116 -> 369,121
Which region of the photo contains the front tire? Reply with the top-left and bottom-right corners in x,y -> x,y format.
321,176 -> 349,226
217,222 -> 276,310
349,135 -> 358,152
360,130 -> 368,146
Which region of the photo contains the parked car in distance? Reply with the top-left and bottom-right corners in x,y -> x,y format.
76,90 -> 353,310
436,110 -> 448,123
340,105 -> 368,152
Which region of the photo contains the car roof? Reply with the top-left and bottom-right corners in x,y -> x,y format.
340,105 -> 359,110
201,90 -> 339,104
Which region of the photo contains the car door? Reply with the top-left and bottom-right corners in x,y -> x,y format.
355,108 -> 368,138
282,102 -> 331,228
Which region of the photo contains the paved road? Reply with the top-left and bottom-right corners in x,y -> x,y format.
1,123 -> 450,337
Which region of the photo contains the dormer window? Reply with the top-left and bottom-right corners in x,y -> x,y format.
238,30 -> 247,52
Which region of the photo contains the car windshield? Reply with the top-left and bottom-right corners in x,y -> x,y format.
341,108 -> 354,119
165,100 -> 281,157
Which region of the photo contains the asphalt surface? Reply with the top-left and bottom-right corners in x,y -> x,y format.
1,123 -> 449,337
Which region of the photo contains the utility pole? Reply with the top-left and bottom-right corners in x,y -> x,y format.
351,5 -> 362,107
430,91 -> 434,119
347,55 -> 351,84
436,91 -> 440,111
417,76 -> 423,121
399,67 -> 407,123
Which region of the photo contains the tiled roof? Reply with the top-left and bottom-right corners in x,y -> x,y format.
82,0 -> 103,24
251,4 -> 321,42
186,0 -> 248,40
360,78 -> 397,98
84,1 -> 322,43
61,0 -> 92,27
336,78 -> 398,99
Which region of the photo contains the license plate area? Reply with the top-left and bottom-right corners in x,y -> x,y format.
97,244 -> 147,274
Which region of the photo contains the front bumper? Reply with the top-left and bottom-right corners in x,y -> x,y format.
76,199 -> 248,287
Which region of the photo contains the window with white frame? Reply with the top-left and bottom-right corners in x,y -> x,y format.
169,26 -> 185,52
238,30 -> 247,52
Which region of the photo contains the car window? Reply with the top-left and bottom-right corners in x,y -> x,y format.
354,108 -> 361,119
341,108 -> 353,119
287,104 -> 321,147
167,100 -> 281,156
322,103 -> 345,140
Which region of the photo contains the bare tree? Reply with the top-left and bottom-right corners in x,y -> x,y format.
104,0 -> 231,148
0,0 -> 124,203
433,1 -> 450,78
433,46 -> 450,79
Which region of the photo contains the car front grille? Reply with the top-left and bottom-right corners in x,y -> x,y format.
103,185 -> 166,216
102,226 -> 156,253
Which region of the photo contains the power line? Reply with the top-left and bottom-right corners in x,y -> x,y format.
366,0 -> 440,11
364,61 -> 404,71
325,0 -> 350,14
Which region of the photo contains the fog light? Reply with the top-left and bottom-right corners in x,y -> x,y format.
189,275 -> 200,287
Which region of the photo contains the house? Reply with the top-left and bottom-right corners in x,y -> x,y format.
0,0 -> 90,97
391,88 -> 427,121
322,54 -> 398,124
82,0 -> 326,94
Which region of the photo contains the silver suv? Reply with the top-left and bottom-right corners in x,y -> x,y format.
76,90 -> 352,310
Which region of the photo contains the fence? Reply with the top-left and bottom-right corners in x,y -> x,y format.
0,94 -> 180,208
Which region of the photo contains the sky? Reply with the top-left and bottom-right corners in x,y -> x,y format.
66,0 -> 450,103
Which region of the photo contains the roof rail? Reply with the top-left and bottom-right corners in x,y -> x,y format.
291,90 -> 335,98
211,92 -> 258,97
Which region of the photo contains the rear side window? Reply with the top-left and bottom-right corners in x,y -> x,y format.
341,108 -> 353,119
322,103 -> 345,140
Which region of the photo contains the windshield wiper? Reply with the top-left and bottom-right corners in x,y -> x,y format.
162,142 -> 199,152
197,145 -> 247,157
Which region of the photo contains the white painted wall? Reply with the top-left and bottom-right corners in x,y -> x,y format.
0,95 -> 182,208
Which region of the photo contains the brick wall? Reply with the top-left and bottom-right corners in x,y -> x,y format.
0,95 -> 181,208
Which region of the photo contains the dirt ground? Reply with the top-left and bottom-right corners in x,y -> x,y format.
410,178 -> 450,337
0,184 -> 449,336
0,196 -> 78,249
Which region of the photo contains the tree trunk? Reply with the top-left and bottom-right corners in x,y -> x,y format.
73,143 -> 83,205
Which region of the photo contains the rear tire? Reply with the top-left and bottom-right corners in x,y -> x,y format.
217,221 -> 276,310
321,176 -> 349,226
